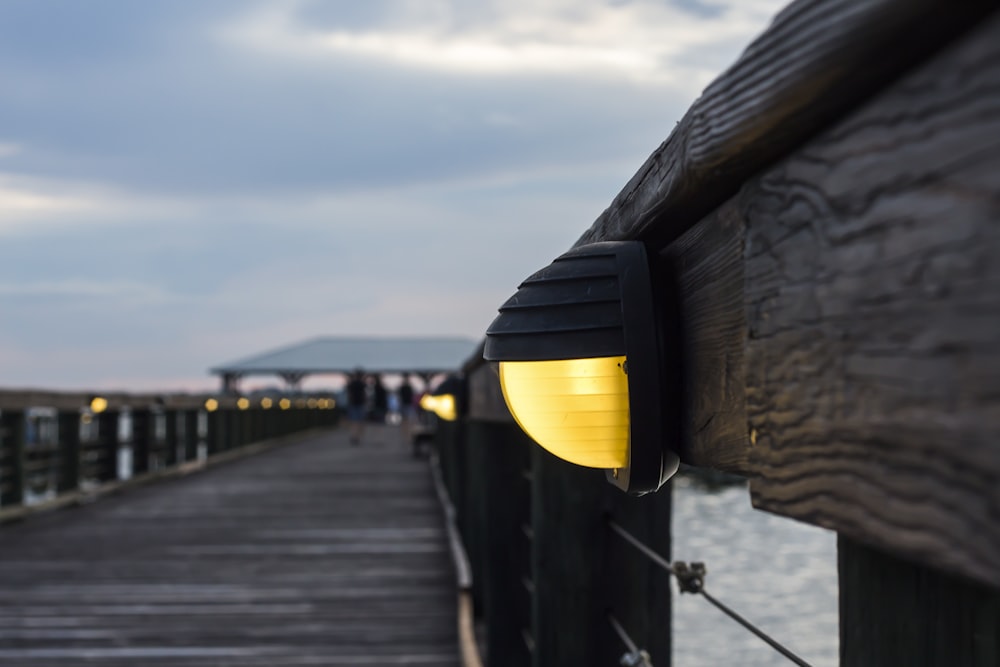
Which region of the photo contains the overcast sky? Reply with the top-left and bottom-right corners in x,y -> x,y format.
1,0 -> 784,392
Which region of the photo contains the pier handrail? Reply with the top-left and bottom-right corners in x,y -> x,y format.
437,0 -> 1000,664
0,388 -> 339,521
429,452 -> 484,667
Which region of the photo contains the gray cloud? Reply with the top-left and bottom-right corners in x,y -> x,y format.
0,0 -> 784,389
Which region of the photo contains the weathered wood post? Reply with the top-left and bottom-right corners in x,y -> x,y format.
56,409 -> 81,493
0,410 -> 26,507
839,536 -> 1000,666
529,448 -> 611,666
164,407 -> 179,466
181,409 -> 199,462
131,407 -> 151,475
205,405 -> 224,455
238,405 -> 252,447
600,490 -> 673,665
467,420 -> 534,667
95,410 -> 119,482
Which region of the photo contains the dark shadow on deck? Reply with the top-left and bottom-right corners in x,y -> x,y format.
0,425 -> 460,666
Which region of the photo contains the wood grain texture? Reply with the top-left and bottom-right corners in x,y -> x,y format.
745,13 -> 1000,587
529,447 -> 611,667
466,421 -> 533,667
0,426 -> 461,666
575,0 -> 996,249
661,200 -> 749,473
839,535 -> 1000,667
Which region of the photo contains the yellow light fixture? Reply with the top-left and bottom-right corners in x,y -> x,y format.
307,398 -> 318,409
261,397 -> 273,409
498,356 -> 629,468
237,397 -> 250,410
420,393 -> 457,422
419,375 -> 465,422
204,398 -> 219,412
484,241 -> 681,495
279,398 -> 291,410
89,396 -> 108,414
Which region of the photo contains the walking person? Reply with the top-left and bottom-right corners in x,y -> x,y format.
346,369 -> 367,445
372,374 -> 388,424
397,374 -> 416,446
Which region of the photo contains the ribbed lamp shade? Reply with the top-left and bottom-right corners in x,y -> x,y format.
484,241 -> 680,495
484,243 -> 638,361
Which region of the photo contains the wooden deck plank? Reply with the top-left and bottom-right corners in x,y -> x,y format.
0,426 -> 461,666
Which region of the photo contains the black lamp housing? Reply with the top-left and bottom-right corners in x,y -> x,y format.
484,241 -> 681,495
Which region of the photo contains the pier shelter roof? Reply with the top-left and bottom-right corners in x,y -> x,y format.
210,335 -> 479,390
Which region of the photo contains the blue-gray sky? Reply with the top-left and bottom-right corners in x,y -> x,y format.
0,0 -> 783,391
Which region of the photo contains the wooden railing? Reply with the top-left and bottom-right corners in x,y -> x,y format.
435,1 -> 1000,665
0,390 -> 339,520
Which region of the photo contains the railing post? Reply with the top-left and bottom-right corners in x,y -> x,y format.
165,409 -> 179,467
203,409 -> 220,457
530,446 -> 611,667
601,486 -> 673,665
1,410 -> 26,507
57,410 -> 81,493
197,409 -> 210,459
839,535 -> 1000,666
132,408 -> 151,475
229,408 -> 242,449
96,411 -> 119,483
183,410 -> 199,462
470,420 -> 534,667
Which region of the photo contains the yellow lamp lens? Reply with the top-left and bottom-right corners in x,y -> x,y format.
90,397 -> 108,414
498,356 -> 629,468
204,398 -> 219,412
237,397 -> 250,410
279,398 -> 292,410
419,394 -> 458,421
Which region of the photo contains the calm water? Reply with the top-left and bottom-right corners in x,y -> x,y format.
672,476 -> 839,667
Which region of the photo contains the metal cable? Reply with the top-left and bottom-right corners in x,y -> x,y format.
607,519 -> 813,667
607,613 -> 640,654
607,613 -> 653,667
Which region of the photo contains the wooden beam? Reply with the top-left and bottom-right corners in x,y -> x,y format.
661,199 -> 748,473
742,14 -> 1000,587
576,0 -> 996,249
660,11 -> 1000,587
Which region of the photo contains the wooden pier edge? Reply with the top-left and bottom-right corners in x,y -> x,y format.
429,451 -> 485,667
0,427 -> 333,526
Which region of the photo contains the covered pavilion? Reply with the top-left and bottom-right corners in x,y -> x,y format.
209,335 -> 480,393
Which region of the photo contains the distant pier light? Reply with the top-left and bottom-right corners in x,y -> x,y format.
89,396 -> 109,414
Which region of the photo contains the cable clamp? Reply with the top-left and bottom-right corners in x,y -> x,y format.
671,561 -> 706,594
619,649 -> 653,666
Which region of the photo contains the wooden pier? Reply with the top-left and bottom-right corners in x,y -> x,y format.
0,425 -> 461,666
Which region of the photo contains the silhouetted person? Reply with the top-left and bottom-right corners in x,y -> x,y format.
372,374 -> 388,424
397,374 -> 416,445
346,369 -> 367,445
